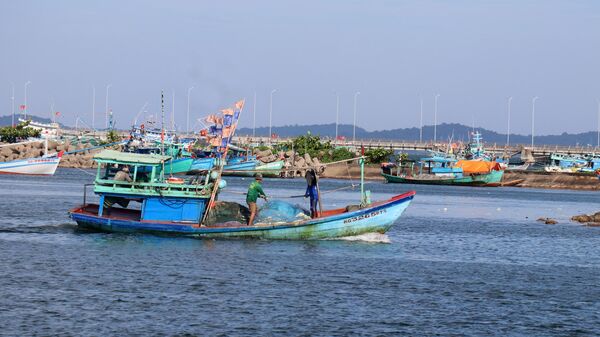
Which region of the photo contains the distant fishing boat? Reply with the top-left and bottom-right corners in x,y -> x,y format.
0,151 -> 63,175
382,157 -> 504,186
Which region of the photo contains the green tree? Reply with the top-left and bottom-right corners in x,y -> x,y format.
364,148 -> 394,164
106,129 -> 121,143
292,133 -> 333,158
0,120 -> 41,143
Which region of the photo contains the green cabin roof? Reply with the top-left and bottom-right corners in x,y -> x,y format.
93,150 -> 171,166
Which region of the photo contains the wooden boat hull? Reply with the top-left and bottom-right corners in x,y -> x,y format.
222,160 -> 284,177
382,170 -> 504,186
68,191 -> 415,239
221,161 -> 258,176
0,156 -> 61,175
189,158 -> 215,172
139,158 -> 194,175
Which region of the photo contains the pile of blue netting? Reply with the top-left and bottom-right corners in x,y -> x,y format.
256,200 -> 310,223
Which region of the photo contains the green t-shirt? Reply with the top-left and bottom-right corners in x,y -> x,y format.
246,181 -> 266,203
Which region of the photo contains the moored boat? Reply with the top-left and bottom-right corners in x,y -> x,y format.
382,157 -> 504,186
0,151 -> 63,175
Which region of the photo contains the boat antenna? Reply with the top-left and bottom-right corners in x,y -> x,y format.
161,90 -> 165,156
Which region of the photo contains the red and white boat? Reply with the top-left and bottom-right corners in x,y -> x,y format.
0,151 -> 63,175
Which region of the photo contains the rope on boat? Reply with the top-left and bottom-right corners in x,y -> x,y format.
73,167 -> 97,177
220,182 -> 364,198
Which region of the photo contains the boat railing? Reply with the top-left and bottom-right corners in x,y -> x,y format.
82,183 -> 94,205
93,178 -> 212,196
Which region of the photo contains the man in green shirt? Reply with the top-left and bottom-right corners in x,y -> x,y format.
246,173 -> 267,226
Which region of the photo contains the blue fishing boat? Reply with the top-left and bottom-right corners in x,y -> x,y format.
189,157 -> 215,172
68,151 -> 415,239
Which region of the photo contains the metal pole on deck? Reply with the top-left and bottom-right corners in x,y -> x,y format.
360,156 -> 365,205
161,90 -> 165,156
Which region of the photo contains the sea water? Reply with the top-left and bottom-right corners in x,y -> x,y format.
1,169 -> 599,336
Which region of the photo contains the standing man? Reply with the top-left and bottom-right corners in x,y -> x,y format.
247,173 -> 267,226
304,169 -> 319,218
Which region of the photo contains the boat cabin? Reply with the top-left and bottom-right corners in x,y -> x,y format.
91,150 -> 214,224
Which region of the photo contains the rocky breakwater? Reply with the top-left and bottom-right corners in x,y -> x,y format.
0,140 -> 103,169
253,149 -> 326,178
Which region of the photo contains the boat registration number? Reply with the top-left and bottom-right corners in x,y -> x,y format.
344,209 -> 386,224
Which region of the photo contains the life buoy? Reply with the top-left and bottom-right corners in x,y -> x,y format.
167,177 -> 184,184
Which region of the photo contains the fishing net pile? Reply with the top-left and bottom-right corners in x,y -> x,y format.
256,200 -> 310,224
204,200 -> 310,226
204,201 -> 250,226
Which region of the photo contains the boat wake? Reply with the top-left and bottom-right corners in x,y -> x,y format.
0,223 -> 77,235
327,232 -> 391,243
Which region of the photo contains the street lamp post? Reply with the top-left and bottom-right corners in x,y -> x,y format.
10,82 -> 15,127
335,91 -> 339,145
507,96 -> 513,147
353,91 -> 360,143
597,100 -> 600,148
419,95 -> 423,143
92,86 -> 96,131
24,81 -> 31,119
434,94 -> 440,143
531,96 -> 539,147
269,89 -> 277,143
253,91 -> 257,137
186,86 -> 194,134
105,84 -> 112,129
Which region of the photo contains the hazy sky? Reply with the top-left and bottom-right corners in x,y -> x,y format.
2,0 -> 599,135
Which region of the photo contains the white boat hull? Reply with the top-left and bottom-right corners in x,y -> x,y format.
0,156 -> 61,175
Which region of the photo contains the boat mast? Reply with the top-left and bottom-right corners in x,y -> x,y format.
161,90 -> 165,156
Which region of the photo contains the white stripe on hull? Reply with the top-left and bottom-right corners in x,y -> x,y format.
0,158 -> 61,175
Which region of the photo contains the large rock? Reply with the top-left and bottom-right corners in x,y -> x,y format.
48,140 -> 59,150
11,145 -> 24,154
255,149 -> 273,158
303,153 -> 313,167
259,154 -> 277,163
0,147 -> 12,157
